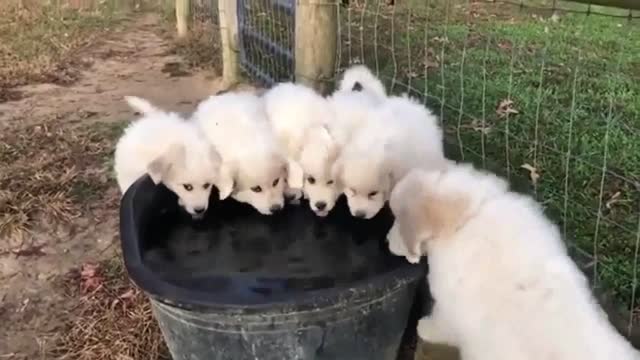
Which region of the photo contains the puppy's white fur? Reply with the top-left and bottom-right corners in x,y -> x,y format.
193,92 -> 287,215
114,96 -> 221,219
298,65 -> 387,216
338,64 -> 387,100
334,95 -> 446,219
387,165 -> 640,360
263,82 -> 334,206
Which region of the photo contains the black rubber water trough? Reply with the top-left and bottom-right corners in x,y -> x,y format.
120,175 -> 426,360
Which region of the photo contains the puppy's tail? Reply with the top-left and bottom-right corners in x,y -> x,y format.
338,64 -> 387,100
124,96 -> 161,115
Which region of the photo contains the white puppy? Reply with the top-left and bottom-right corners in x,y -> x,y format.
333,94 -> 447,219
114,96 -> 222,219
387,165 -> 640,360
263,82 -> 334,205
297,65 -> 387,216
193,92 -> 287,215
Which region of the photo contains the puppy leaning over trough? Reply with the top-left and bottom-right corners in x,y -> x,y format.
295,64 -> 388,216
263,82 -> 334,206
333,94 -> 447,219
193,91 -> 287,215
387,164 -> 640,360
114,96 -> 223,219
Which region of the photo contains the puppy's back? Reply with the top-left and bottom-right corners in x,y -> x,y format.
264,83 -> 332,154
114,111 -> 192,192
193,92 -> 275,158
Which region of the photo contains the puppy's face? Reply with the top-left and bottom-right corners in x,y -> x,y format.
299,126 -> 340,217
148,143 -> 221,219
231,153 -> 288,215
334,155 -> 391,219
388,166 -> 491,263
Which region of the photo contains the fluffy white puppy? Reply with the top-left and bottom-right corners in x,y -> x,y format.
333,95 -> 447,219
298,65 -> 387,216
114,96 -> 222,219
387,165 -> 640,360
193,92 -> 287,215
337,64 -> 387,99
263,82 -> 334,205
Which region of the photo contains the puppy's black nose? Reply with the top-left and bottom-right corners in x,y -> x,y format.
315,201 -> 327,211
285,193 -> 296,200
270,204 -> 283,213
194,207 -> 206,214
354,210 -> 366,218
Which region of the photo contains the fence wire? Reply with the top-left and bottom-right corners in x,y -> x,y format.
336,0 -> 640,333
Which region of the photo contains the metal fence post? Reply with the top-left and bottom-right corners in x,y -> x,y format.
295,0 -> 337,94
219,0 -> 241,86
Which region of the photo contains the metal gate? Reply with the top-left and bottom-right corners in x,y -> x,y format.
237,0 -> 295,86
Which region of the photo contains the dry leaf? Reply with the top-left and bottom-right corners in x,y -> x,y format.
496,99 -> 519,118
521,164 -> 540,185
497,40 -> 512,50
605,191 -> 621,210
11,244 -> 46,257
80,262 -> 104,293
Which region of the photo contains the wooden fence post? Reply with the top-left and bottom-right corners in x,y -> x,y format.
175,0 -> 190,38
218,0 -> 241,86
295,0 -> 337,94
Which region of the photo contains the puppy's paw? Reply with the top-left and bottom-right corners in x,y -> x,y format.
417,316 -> 453,345
406,255 -> 421,264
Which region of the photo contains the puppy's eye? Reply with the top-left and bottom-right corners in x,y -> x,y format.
307,176 -> 316,185
183,184 -> 193,191
368,191 -> 378,198
203,183 -> 211,190
326,180 -> 334,185
272,178 -> 279,187
251,186 -> 262,193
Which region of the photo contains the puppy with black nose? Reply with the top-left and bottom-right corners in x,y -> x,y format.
334,94 -> 447,219
193,92 -> 287,215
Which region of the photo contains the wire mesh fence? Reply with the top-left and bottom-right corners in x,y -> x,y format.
237,0 -> 295,85
335,0 -> 640,330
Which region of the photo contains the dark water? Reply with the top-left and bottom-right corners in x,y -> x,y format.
142,197 -> 406,299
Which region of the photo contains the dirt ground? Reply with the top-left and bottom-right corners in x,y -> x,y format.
0,13 -> 235,359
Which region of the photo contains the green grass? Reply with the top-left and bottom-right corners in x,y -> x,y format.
341,0 -> 640,314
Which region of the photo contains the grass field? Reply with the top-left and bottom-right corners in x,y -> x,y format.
339,0 -> 639,315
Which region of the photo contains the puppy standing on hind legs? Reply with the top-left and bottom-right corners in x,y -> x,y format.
387,165 -> 640,360
114,96 -> 225,219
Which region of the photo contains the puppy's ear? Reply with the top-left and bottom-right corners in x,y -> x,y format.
317,125 -> 339,159
418,189 -> 472,240
216,162 -> 235,200
147,144 -> 184,184
287,158 -> 304,189
208,146 -> 222,166
331,156 -> 344,188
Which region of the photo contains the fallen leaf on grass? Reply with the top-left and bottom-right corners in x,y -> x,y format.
605,191 -> 621,210
521,164 -> 540,185
496,99 -> 519,118
497,40 -> 512,50
461,119 -> 492,135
